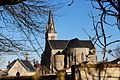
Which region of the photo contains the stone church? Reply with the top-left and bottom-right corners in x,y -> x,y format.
41,11 -> 97,73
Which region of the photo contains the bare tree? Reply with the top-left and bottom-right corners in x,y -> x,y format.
90,0 -> 120,59
114,45 -> 120,58
91,0 -> 120,28
0,0 -> 59,58
0,0 -> 27,6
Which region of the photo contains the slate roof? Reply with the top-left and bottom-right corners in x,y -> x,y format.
7,59 -> 36,72
20,60 -> 36,72
49,40 -> 69,49
109,58 -> 120,64
68,38 -> 95,49
7,60 -> 17,69
48,38 -> 95,49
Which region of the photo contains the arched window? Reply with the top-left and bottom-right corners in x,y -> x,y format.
51,36 -> 53,39
81,53 -> 84,61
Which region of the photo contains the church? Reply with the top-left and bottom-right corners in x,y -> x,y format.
41,11 -> 97,73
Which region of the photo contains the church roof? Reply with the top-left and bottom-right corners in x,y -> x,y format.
49,38 -> 95,49
68,38 -> 95,49
49,40 -> 69,49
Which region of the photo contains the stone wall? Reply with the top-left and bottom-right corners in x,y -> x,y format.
67,48 -> 97,67
71,64 -> 120,80
54,55 -> 65,70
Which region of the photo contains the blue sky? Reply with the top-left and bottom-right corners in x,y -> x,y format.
0,0 -> 120,69
55,0 -> 94,40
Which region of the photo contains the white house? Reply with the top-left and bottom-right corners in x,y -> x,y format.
7,59 -> 36,76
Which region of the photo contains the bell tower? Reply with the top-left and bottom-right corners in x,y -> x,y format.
46,10 -> 57,40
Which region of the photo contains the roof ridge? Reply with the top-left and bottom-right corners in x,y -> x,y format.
49,40 -> 69,41
63,40 -> 70,50
48,40 -> 53,49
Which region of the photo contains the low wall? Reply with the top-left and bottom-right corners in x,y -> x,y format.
71,63 -> 120,80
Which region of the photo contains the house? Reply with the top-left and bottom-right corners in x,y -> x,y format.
109,58 -> 120,64
7,59 -> 36,76
0,69 -> 8,76
41,11 -> 97,74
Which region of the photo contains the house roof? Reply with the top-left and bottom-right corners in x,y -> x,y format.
0,71 -> 8,76
20,60 -> 36,72
49,38 -> 95,49
49,40 -> 69,49
7,60 -> 16,69
108,58 -> 120,64
7,59 -> 36,72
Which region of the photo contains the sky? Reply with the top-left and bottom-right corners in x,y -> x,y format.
0,0 -> 120,69
55,0 -> 94,40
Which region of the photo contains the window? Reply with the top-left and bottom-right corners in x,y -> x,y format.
51,36 -> 55,39
56,61 -> 62,66
60,61 -> 62,66
81,53 -> 84,61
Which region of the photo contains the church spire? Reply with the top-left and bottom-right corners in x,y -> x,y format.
47,10 -> 56,33
46,10 -> 57,40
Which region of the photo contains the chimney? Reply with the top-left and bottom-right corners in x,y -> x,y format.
8,61 -> 10,65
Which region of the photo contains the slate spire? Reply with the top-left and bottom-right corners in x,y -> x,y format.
46,10 -> 57,40
47,10 -> 56,33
